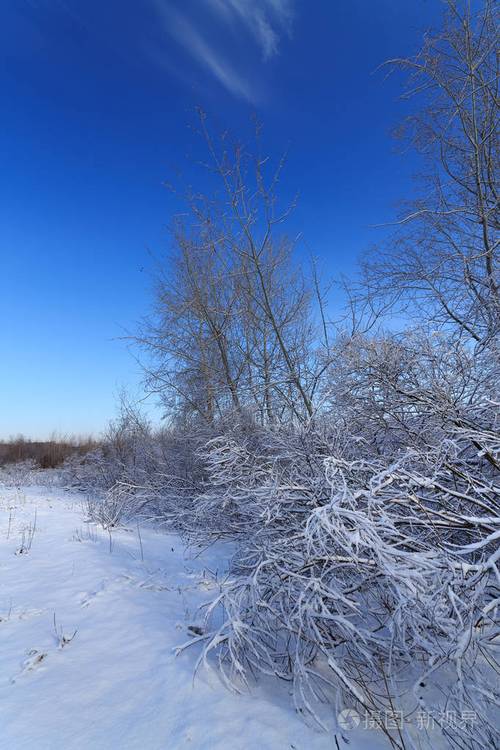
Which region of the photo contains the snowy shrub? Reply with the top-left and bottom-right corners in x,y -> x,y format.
167,328 -> 500,749
0,459 -> 38,489
189,418 -> 499,748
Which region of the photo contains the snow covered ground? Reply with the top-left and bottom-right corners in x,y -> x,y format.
0,485 -> 389,750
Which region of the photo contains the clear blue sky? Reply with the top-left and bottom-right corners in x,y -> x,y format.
1,0 -> 442,440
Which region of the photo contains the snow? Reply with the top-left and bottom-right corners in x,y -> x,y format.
0,485 -> 383,750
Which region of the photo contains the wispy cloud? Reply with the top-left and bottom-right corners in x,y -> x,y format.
152,0 -> 296,102
155,3 -> 255,101
208,0 -> 294,60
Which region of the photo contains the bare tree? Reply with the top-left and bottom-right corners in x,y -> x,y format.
360,0 -> 499,345
139,114 -> 318,425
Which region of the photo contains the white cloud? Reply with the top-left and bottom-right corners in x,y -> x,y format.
152,0 -> 295,101
209,0 -> 294,60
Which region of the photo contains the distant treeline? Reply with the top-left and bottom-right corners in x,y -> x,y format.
0,436 -> 99,469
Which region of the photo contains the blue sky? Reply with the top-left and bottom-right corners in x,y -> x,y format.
1,0 -> 442,439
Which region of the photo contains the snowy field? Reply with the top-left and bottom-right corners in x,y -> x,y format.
0,484 -> 387,750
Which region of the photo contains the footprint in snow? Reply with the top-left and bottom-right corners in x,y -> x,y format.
79,575 -> 127,607
11,649 -> 48,683
79,574 -> 166,607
